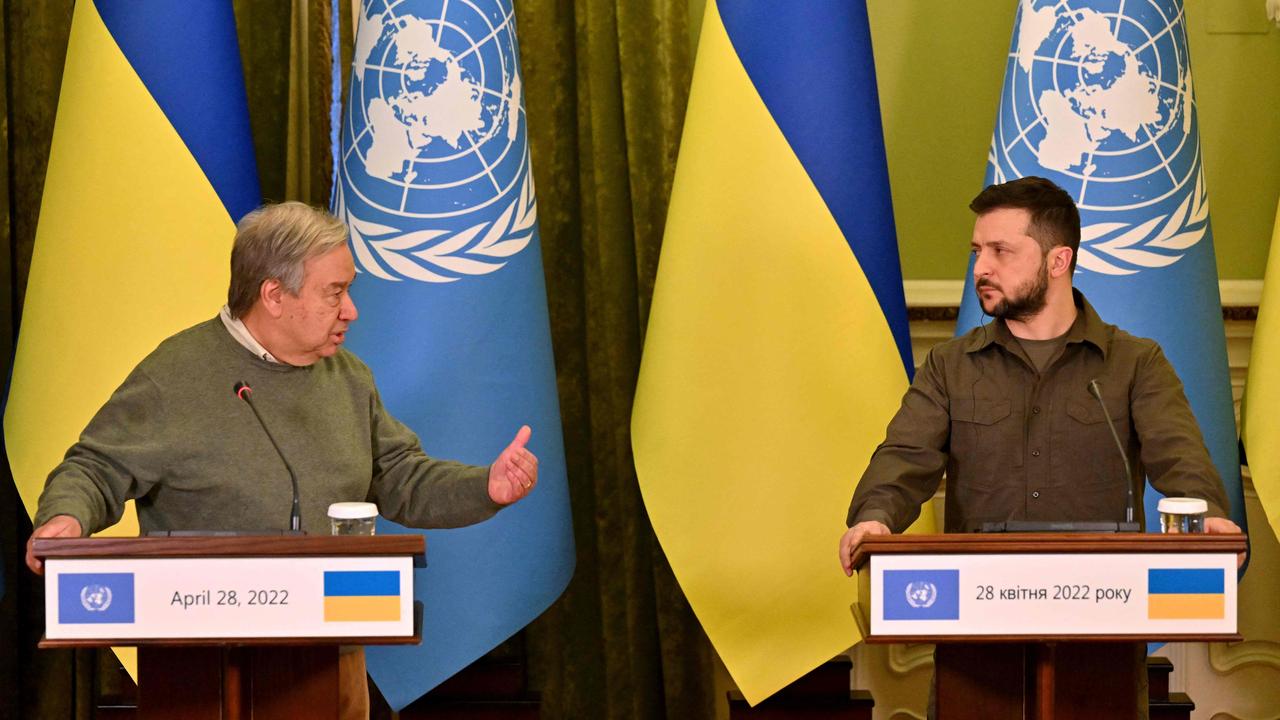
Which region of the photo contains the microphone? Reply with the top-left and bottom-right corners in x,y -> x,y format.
234,381 -> 303,533
1088,379 -> 1138,530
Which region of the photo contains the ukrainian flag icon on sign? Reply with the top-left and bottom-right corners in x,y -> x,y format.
1147,568 -> 1225,620
324,571 -> 401,622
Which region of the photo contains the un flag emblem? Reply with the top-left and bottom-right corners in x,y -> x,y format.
990,0 -> 1208,276
335,0 -> 536,283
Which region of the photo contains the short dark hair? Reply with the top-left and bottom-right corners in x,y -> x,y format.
969,176 -> 1081,273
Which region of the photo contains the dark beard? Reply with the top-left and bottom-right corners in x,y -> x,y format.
977,258 -> 1049,323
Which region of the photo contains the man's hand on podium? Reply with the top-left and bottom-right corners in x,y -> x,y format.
840,520 -> 891,577
488,425 -> 539,505
26,514 -> 82,575
1204,516 -> 1247,568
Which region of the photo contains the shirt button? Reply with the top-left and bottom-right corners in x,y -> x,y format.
1033,406 -> 1041,414
1032,491 -> 1041,498
1031,449 -> 1041,457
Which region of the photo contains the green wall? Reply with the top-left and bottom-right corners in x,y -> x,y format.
687,0 -> 1280,279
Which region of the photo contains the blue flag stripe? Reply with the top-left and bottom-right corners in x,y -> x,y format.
324,570 -> 400,597
94,0 -> 261,221
717,0 -> 912,376
1148,568 -> 1224,595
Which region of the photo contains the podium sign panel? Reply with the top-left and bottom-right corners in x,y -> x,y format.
35,535 -> 424,720
45,556 -> 414,640
851,533 -> 1244,719
871,552 -> 1236,638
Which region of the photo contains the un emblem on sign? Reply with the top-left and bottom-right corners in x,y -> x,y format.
905,581 -> 938,609
335,0 -> 536,283
80,584 -> 114,613
990,0 -> 1208,276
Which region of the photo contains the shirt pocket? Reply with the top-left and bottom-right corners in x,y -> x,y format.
1061,398 -> 1131,494
950,397 -> 1020,490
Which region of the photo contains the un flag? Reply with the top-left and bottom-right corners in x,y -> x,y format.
333,0 -> 574,709
958,0 -> 1246,537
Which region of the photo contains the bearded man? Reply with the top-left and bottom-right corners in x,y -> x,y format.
836,176 -> 1243,719
838,176 -> 1240,564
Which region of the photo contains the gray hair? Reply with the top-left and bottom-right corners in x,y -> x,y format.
227,202 -> 349,318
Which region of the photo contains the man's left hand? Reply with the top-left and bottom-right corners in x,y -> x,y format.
489,425 -> 538,505
1204,516 -> 1246,569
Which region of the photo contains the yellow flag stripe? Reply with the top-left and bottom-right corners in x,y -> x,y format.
324,596 -> 402,622
1244,198 -> 1280,540
1147,594 -> 1225,620
632,0 -> 927,703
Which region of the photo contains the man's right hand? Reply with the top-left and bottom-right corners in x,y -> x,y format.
26,515 -> 83,575
839,520 -> 891,577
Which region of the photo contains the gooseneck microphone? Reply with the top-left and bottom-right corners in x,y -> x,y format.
1088,379 -> 1137,529
234,381 -> 303,533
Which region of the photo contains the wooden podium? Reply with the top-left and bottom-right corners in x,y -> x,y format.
34,535 -> 425,720
850,533 -> 1245,720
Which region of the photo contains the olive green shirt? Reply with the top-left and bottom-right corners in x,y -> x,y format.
847,290 -> 1229,533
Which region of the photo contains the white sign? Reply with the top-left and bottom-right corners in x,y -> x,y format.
45,556 -> 414,640
870,553 -> 1236,638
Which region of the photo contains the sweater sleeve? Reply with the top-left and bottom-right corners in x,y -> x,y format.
34,367 -> 170,534
367,388 -> 503,529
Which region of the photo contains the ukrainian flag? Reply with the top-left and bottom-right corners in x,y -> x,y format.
5,1 -> 258,563
1147,568 -> 1225,620
632,0 -> 931,704
324,571 -> 402,622
4,0 -> 258,679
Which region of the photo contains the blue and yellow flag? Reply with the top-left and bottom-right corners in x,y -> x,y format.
957,0 -> 1246,534
632,0 -> 931,704
4,0 -> 259,674
1243,198 -> 1280,543
333,0 -> 574,709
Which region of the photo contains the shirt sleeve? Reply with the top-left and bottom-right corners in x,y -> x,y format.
367,388 -> 503,529
1131,343 -> 1231,519
846,346 -> 951,532
34,368 -> 170,534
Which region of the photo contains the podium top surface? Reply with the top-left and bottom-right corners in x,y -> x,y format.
32,534 -> 424,560
850,532 -> 1246,571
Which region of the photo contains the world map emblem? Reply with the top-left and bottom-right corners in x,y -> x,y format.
990,0 -> 1209,276
80,583 -> 113,612
335,0 -> 536,283
904,581 -> 938,609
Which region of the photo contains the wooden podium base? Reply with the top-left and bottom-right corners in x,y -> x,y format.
138,645 -> 339,720
935,642 -> 1145,720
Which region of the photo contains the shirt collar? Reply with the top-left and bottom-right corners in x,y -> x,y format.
219,305 -> 280,364
965,288 -> 1109,359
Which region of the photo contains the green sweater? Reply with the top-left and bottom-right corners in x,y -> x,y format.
34,318 -> 501,534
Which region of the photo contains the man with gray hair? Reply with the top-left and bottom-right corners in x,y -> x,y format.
25,202 -> 538,717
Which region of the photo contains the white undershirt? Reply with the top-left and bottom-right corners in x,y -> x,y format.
218,305 -> 280,364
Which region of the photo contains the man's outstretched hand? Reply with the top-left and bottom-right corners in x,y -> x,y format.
26,514 -> 82,575
489,425 -> 539,505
